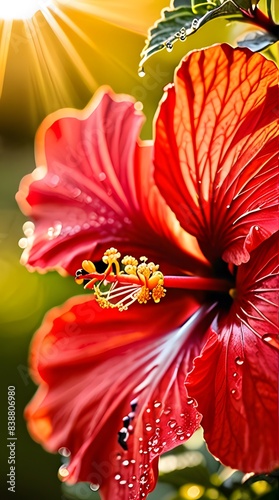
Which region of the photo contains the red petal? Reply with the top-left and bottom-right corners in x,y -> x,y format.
154,44 -> 278,265
186,232 -> 279,472
17,88 -> 205,275
25,292 -> 214,499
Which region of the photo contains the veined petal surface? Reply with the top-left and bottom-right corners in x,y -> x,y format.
25,292 -> 213,499
17,88 -> 205,275
186,232 -> 279,472
154,44 -> 279,265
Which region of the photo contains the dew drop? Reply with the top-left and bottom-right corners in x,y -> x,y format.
231,389 -> 236,395
191,18 -> 199,29
115,474 -> 121,480
167,419 -> 177,429
140,474 -> 148,484
164,407 -> 172,415
90,483 -> 100,491
155,419 -> 160,424
72,187 -> 81,198
138,67 -> 145,77
122,460 -> 130,466
176,426 -> 184,435
235,356 -> 244,365
153,401 -> 162,408
116,454 -> 122,461
262,334 -> 279,350
18,238 -> 28,249
130,459 -> 136,464
128,483 -> 134,488
145,424 -> 152,432
23,221 -> 35,236
145,408 -> 151,414
233,372 -> 238,378
134,101 -> 143,111
98,172 -> 107,181
58,447 -> 71,457
58,465 -> 70,481
166,42 -> 173,52
187,398 -> 194,405
120,480 -> 127,485
48,174 -> 60,187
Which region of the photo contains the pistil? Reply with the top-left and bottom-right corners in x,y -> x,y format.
75,247 -> 232,311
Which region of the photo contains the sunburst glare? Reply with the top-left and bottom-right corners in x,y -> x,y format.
0,0 -> 168,138
0,1 -> 52,20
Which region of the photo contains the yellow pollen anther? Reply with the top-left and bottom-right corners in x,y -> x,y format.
121,256 -> 138,267
152,284 -> 166,303
82,260 -> 96,273
136,286 -> 150,304
75,249 -> 166,311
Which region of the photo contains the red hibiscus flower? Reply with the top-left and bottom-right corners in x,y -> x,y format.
17,44 -> 279,500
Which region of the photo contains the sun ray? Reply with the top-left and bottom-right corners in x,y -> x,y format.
40,8 -> 98,92
0,21 -> 13,96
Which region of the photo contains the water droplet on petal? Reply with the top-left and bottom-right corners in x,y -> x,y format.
153,401 -> 161,408
167,419 -> 177,429
120,479 -> 127,485
176,426 -> 184,435
18,238 -> 28,249
145,408 -> 151,414
140,474 -> 148,484
23,221 -> 35,236
90,483 -> 100,491
166,41 -> 173,52
99,172 -> 106,181
115,474 -> 121,480
164,407 -> 172,415
262,334 -> 279,350
58,447 -> 71,457
145,424 -> 152,432
58,465 -> 70,481
134,101 -> 143,111
122,460 -> 129,466
235,356 -> 244,365
187,398 -> 194,405
231,389 -> 236,395
48,174 -> 60,187
72,187 -> 81,198
128,483 -> 134,489
191,18 -> 199,29
233,372 -> 238,378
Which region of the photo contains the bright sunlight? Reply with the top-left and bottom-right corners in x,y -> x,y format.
0,0 -> 51,20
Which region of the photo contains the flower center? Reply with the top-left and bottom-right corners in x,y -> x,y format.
75,248 -> 232,311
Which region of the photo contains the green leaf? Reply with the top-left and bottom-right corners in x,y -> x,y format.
139,0 -> 246,71
237,29 -> 278,50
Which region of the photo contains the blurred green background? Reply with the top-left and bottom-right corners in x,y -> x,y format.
0,1 -> 278,499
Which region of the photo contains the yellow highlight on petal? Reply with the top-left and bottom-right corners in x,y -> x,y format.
29,416 -> 52,442
60,311 -> 76,323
